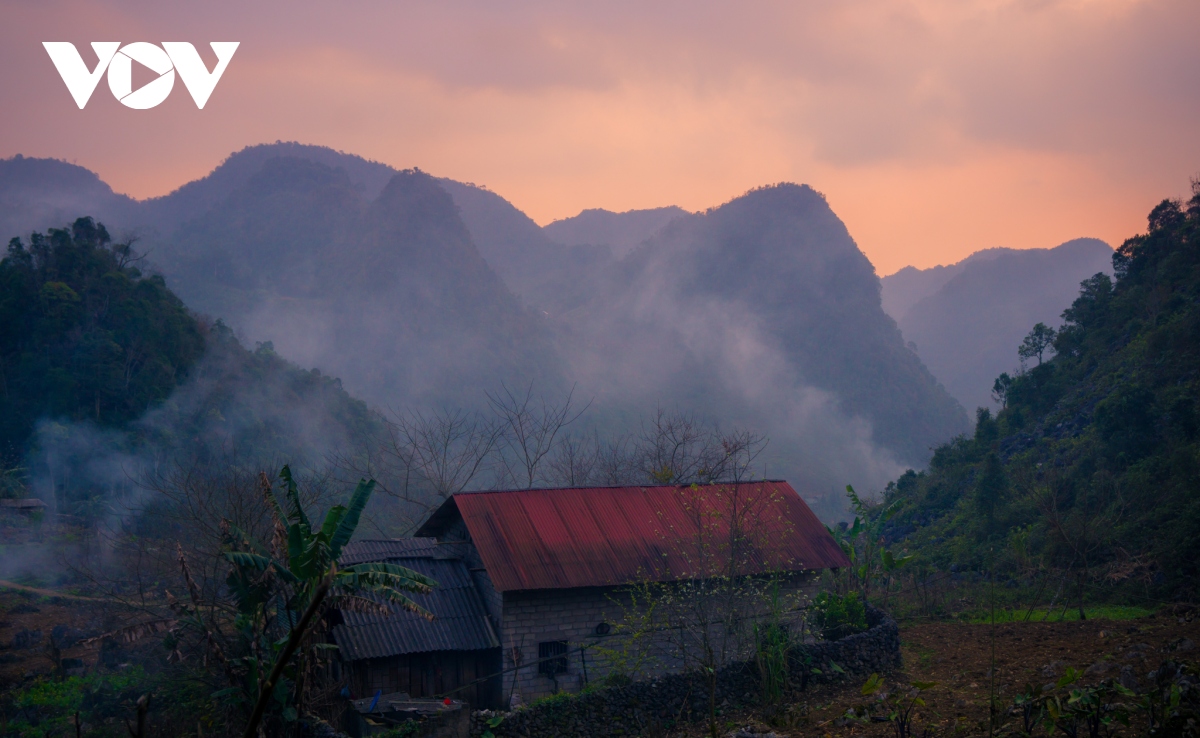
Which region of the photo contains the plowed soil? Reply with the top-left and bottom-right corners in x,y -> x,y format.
674,612 -> 1199,737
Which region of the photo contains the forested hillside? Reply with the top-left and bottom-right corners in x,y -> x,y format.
884,186 -> 1200,594
0,219 -> 202,460
0,218 -> 383,515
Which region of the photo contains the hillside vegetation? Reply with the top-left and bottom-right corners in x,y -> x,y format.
0,218 -> 383,514
883,185 -> 1200,595
0,219 -> 202,460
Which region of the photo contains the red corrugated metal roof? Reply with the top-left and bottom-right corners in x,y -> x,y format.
416,481 -> 849,592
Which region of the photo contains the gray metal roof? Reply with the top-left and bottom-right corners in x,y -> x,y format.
339,538 -> 442,566
333,542 -> 499,660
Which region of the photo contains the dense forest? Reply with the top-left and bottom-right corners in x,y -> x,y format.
0,218 -> 383,516
881,183 -> 1200,596
0,219 -> 203,462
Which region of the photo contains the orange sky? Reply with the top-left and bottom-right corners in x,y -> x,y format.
2,0 -> 1197,275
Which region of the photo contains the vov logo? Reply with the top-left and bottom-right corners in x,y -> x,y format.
43,42 -> 239,109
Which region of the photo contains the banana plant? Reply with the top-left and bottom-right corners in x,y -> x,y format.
825,485 -> 913,600
222,466 -> 438,737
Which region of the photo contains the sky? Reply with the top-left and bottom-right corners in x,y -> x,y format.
1,0 -> 1197,275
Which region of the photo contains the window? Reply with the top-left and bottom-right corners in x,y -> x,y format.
538,640 -> 568,677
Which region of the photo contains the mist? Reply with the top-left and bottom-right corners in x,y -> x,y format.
0,147 -> 971,527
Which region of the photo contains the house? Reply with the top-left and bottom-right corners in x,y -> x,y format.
0,498 -> 47,515
331,538 -> 502,707
335,481 -> 847,708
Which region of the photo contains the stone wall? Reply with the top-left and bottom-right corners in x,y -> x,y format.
472,605 -> 900,738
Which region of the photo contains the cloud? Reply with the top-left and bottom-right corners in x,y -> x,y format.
1,0 -> 1196,273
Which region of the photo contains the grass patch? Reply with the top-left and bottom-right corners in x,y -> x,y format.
958,605 -> 1155,623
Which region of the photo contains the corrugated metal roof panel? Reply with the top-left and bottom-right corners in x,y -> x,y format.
339,538 -> 441,566
417,481 -> 850,592
332,555 -> 498,660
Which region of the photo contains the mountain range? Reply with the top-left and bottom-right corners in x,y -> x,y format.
1,143 -> 998,515
880,239 -> 1114,412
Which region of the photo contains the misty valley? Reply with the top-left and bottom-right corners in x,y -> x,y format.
1,147 -> 1198,738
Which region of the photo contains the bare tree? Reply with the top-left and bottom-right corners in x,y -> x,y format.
545,430 -> 601,487
635,409 -> 767,484
488,383 -> 590,488
390,407 -> 502,500
592,434 -> 642,486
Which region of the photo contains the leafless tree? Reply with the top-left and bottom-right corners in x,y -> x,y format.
635,409 -> 767,485
389,407 -> 502,500
545,430 -> 601,487
592,434 -> 642,486
488,383 -> 590,488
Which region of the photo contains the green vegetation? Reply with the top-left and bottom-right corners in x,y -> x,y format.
0,667 -> 214,738
181,468 -> 435,737
878,183 -> 1200,600
957,605 -> 1154,624
0,218 -> 203,462
0,218 -> 384,516
809,591 -> 868,641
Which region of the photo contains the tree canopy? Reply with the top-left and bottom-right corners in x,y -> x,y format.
0,218 -> 203,461
880,183 -> 1200,594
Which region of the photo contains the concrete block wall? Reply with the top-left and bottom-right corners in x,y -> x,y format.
472,604 -> 902,738
499,573 -> 818,704
501,586 -> 617,703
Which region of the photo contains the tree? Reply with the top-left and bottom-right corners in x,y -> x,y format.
487,382 -> 589,488
991,373 -> 1013,409
636,409 -> 767,485
217,466 -> 437,737
825,485 -> 911,601
0,218 -> 203,460
974,452 -> 1007,537
391,407 -> 501,500
1018,323 -> 1057,367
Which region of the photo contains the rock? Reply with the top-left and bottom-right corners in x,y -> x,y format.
1169,638 -> 1195,652
1119,665 -> 1139,691
731,724 -> 778,738
1085,662 -> 1113,676
11,629 -> 42,649
1041,661 -> 1065,677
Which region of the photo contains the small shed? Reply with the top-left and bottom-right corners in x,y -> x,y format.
333,539 -> 502,707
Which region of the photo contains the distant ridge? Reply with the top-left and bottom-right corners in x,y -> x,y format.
544,205 -> 691,258
882,238 -> 1114,412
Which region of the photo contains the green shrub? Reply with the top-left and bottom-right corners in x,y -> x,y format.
809,591 -> 868,641
3,667 -> 148,737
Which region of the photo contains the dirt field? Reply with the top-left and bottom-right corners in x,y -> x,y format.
674,612 -> 1200,737
0,589 -> 116,687
4,590 -> 1198,736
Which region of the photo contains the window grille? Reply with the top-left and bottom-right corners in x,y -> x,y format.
538,640 -> 568,676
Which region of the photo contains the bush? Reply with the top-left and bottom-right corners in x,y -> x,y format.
3,667 -> 147,737
810,591 -> 868,641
